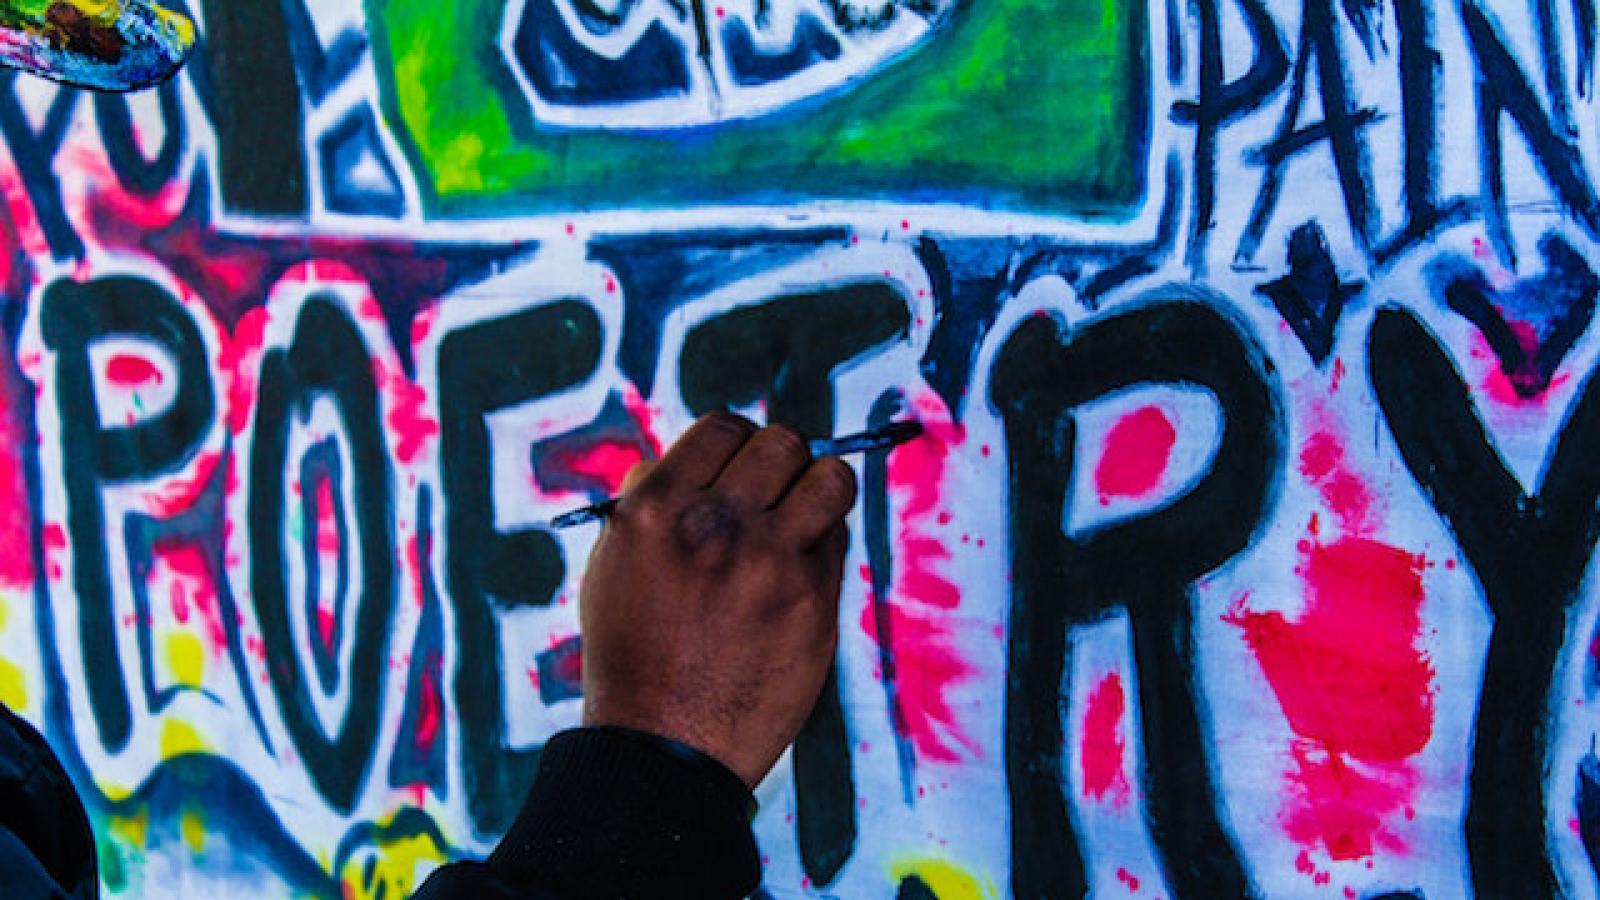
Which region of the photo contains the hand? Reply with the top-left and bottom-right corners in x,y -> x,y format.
578,412 -> 856,788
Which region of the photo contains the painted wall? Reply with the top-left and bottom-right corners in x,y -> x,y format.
0,0 -> 1596,897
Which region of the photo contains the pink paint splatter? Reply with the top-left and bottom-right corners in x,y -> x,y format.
144,451 -> 222,518
104,353 -> 163,387
1467,332 -> 1571,411
861,391 -> 979,764
1082,672 -> 1131,807
1095,405 -> 1176,505
312,477 -> 340,651
0,355 -> 34,587
152,540 -> 228,653
313,476 -> 341,556
1116,866 -> 1141,892
373,362 -> 438,466
1226,409 -> 1434,862
556,440 -> 646,496
1298,431 -> 1373,535
220,308 -> 269,435
415,653 -> 443,752
411,301 -> 440,348
404,534 -> 426,609
41,523 -> 65,581
620,386 -> 663,457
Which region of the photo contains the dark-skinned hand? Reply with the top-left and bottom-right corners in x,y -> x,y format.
578,412 -> 856,788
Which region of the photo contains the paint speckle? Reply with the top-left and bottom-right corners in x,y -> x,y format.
864,391 -> 979,764
0,356 -> 34,587
105,352 -> 163,387
1095,405 -> 1176,505
1082,672 -> 1130,807
1227,536 -> 1432,860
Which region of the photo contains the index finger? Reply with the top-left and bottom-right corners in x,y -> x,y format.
775,456 -> 858,546
649,412 -> 757,493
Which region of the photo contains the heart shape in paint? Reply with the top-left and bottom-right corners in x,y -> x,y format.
1434,233 -> 1600,399
0,0 -> 194,91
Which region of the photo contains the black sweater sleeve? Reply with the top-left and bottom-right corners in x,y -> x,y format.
0,705 -> 98,900
412,727 -> 762,900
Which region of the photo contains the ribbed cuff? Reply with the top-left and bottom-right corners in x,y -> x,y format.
486,726 -> 761,899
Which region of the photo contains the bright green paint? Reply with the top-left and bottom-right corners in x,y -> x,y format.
368,0 -> 1146,216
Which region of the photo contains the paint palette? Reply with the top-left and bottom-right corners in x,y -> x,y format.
0,0 -> 193,91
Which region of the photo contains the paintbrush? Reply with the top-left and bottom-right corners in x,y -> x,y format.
549,420 -> 925,530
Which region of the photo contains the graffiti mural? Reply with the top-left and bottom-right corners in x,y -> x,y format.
4,0 -> 1600,896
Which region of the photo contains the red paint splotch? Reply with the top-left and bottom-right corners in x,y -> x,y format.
1081,672 -> 1131,807
862,392 -> 979,764
104,353 -> 163,387
1116,866 -> 1141,892
1228,421 -> 1434,862
1095,405 -> 1176,505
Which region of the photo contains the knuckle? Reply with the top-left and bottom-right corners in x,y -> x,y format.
762,423 -> 811,461
704,410 -> 756,438
812,458 -> 858,508
618,492 -> 668,530
673,496 -> 744,554
628,463 -> 671,497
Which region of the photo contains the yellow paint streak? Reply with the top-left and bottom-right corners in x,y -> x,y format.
107,808 -> 149,849
160,719 -> 209,758
180,807 -> 205,854
0,657 -> 26,711
148,5 -> 193,43
0,595 -> 9,631
338,823 -> 449,900
888,857 -> 998,900
165,631 -> 204,688
9,0 -> 122,22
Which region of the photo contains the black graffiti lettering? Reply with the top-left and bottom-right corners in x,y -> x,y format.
1171,0 -> 1289,272
437,300 -> 603,837
0,75 -> 82,259
678,283 -> 911,886
39,276 -> 215,752
1237,0 -> 1379,263
1375,0 -> 1474,261
92,80 -> 185,196
1367,307 -> 1600,898
193,0 -> 309,216
249,297 -> 394,812
1462,0 -> 1600,266
1534,0 -> 1577,137
989,298 -> 1282,899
